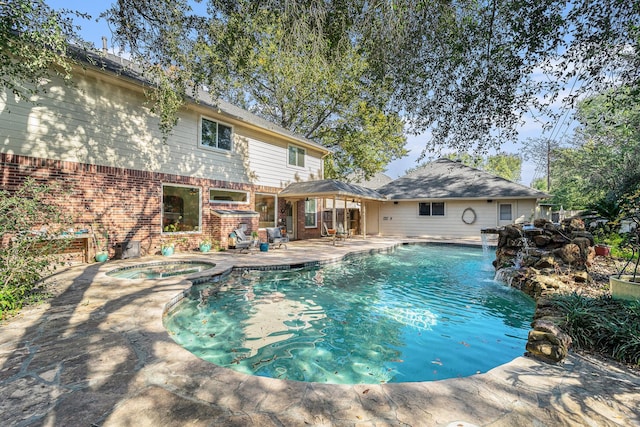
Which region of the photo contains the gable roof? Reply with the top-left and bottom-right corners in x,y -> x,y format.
347,172 -> 394,189
279,179 -> 386,201
377,158 -> 550,200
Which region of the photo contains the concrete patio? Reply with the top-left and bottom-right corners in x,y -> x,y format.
1,237 -> 639,426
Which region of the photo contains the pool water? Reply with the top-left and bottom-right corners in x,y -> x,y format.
164,245 -> 535,384
107,261 -> 215,279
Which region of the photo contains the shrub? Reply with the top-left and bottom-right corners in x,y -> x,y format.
0,179 -> 71,318
550,293 -> 640,367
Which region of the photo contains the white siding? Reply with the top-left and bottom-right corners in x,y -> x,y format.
1,67 -> 324,187
244,129 -> 324,188
377,199 -> 540,240
364,202 -> 380,235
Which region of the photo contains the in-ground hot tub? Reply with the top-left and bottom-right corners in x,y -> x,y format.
107,261 -> 216,279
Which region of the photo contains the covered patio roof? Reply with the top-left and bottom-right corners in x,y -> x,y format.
278,179 -> 386,201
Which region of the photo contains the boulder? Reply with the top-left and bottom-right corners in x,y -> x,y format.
533,218 -> 553,228
526,319 -> 572,363
534,256 -> 557,269
554,243 -> 582,264
563,217 -> 586,232
573,271 -> 589,283
572,231 -> 595,246
533,234 -> 552,247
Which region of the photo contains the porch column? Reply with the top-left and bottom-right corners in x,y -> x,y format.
344,197 -> 348,233
332,195 -> 337,230
362,201 -> 366,239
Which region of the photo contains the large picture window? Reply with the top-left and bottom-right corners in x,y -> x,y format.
256,193 -> 276,228
418,202 -> 445,216
499,204 -> 513,221
201,117 -> 232,150
305,198 -> 317,227
288,145 -> 305,167
162,185 -> 201,232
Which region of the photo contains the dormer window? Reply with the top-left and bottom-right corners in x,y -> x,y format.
201,117 -> 232,151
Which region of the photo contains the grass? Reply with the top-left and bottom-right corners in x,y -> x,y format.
549,293 -> 640,368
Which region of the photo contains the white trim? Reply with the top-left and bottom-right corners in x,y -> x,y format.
304,198 -> 318,228
199,115 -> 234,152
161,183 -> 202,234
417,201 -> 446,217
499,203 -> 513,221
255,192 -> 278,228
287,143 -> 306,169
208,188 -> 249,204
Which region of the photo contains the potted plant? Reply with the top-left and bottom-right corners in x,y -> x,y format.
251,231 -> 259,246
92,224 -> 109,262
161,241 -> 175,256
199,238 -> 212,253
609,189 -> 640,300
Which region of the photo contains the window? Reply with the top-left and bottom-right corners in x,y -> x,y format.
209,188 -> 249,204
256,193 -> 276,228
418,202 -> 445,216
201,117 -> 232,150
288,145 -> 305,167
162,185 -> 200,232
305,198 -> 317,227
500,204 -> 512,221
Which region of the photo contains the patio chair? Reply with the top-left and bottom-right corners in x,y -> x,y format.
266,227 -> 289,249
336,223 -> 351,239
230,228 -> 252,253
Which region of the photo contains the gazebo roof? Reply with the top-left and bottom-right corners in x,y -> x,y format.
279,179 -> 386,201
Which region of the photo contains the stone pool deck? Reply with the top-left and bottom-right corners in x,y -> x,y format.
1,237 -> 639,426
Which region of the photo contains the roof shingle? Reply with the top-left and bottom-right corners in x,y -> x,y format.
377,158 -> 550,200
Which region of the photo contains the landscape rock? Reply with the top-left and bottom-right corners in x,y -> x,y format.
489,219 -> 598,364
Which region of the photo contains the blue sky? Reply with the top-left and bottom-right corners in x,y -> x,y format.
47,1 -> 577,185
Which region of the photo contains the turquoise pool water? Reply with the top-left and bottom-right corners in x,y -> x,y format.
164,244 -> 535,384
107,261 -> 215,279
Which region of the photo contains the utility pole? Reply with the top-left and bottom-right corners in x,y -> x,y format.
546,138 -> 551,191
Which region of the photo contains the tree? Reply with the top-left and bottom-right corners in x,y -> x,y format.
103,0 -> 640,159
215,10 -> 407,179
104,1 -> 407,179
0,0 -> 88,100
0,179 -> 71,318
484,154 -> 522,183
548,86 -> 640,210
523,137 -> 566,190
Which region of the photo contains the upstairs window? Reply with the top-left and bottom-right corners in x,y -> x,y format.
288,145 -> 305,167
418,202 -> 445,216
201,117 -> 232,151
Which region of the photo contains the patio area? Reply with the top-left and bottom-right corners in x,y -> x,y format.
1,237 -> 639,426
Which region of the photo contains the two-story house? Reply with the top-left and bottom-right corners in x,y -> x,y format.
1,50 -> 328,257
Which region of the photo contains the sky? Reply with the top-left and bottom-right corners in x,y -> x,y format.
47,0 -> 578,186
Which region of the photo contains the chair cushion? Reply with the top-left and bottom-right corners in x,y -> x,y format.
234,228 -> 248,241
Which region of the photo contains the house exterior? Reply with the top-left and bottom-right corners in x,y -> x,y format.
370,159 -> 550,240
1,50 -> 328,257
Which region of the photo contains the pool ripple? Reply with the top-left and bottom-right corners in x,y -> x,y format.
164,245 -> 535,384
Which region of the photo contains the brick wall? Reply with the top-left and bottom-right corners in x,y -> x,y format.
0,153 -> 279,258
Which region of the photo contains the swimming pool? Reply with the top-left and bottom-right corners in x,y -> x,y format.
164,244 -> 535,384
